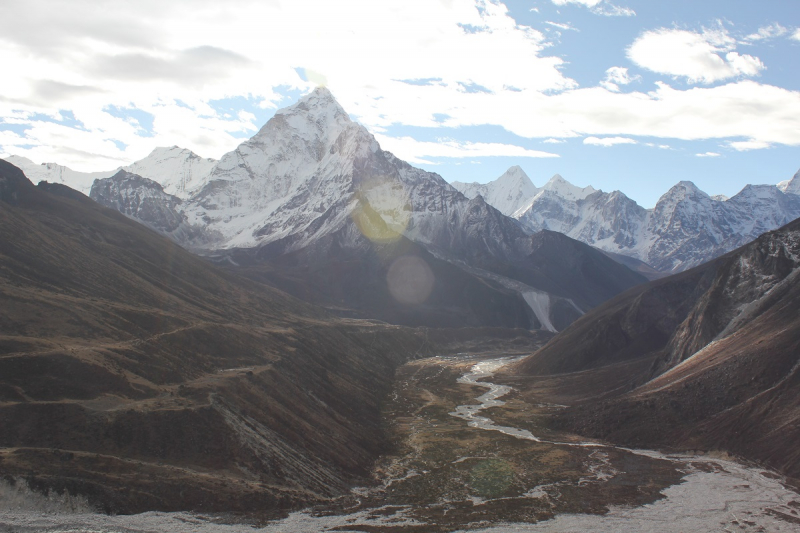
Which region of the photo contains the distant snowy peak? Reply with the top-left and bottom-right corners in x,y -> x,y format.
496,165 -> 535,190
122,146 -> 216,199
3,155 -> 114,195
540,174 -> 597,201
778,169 -> 800,195
3,147 -> 216,198
450,165 -> 538,216
512,173 -> 599,220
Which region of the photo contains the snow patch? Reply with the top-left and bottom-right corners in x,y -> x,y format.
522,291 -> 557,333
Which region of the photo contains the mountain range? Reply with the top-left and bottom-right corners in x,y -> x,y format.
7,121 -> 800,277
5,89 -> 799,333
16,88 -> 644,333
454,167 -> 800,273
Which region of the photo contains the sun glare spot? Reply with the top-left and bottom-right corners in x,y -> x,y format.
351,176 -> 412,244
387,255 -> 435,305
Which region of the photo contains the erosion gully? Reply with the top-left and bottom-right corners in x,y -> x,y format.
2,354 -> 800,532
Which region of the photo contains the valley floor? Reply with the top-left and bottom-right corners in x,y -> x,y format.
2,354 -> 799,532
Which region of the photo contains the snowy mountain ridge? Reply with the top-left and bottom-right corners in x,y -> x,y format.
5,147 -> 217,199
456,167 -> 800,272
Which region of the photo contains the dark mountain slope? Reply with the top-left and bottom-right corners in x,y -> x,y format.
511,216 -> 800,478
0,159 -> 442,515
221,226 -> 536,330
514,264 -> 716,376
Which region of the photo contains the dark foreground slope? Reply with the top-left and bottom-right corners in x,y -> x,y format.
0,160 -> 468,515
512,217 -> 800,478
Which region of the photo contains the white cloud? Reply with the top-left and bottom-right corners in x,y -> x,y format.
0,0 -> 576,170
583,136 -> 637,147
728,140 -> 771,151
374,134 -> 559,163
744,24 -> 788,42
1,0 -> 799,171
551,0 -> 602,6
545,21 -> 578,31
596,4 -> 634,16
550,0 -> 634,16
792,29 -> 800,41
600,66 -> 640,92
543,138 -> 566,144
696,152 -> 721,157
627,26 -> 765,84
644,142 -> 671,150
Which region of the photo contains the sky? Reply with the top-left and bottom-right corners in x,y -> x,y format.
0,0 -> 798,207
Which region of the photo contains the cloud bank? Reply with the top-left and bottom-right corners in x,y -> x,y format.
0,0 -> 798,171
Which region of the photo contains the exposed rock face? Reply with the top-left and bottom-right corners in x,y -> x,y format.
0,160 -> 36,204
90,170 -> 214,246
91,171 -> 185,233
514,215 -> 800,478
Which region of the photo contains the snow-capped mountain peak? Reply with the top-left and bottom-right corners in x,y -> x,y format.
777,168 -> 800,195
122,146 -> 217,199
508,171 -> 800,273
495,165 -> 532,188
279,88 -> 348,134
540,174 -> 597,201
671,180 -> 707,196
450,165 -> 538,216
177,88 -> 393,249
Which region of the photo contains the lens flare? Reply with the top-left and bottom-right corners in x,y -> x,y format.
352,176 -> 411,244
387,255 -> 434,305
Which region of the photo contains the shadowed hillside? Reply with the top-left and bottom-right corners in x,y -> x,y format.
511,217 -> 800,479
0,160 -> 478,515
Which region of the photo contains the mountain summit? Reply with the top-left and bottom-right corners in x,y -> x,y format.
451,166 -> 538,216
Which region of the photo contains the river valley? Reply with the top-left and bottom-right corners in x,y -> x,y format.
2,354 -> 799,532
